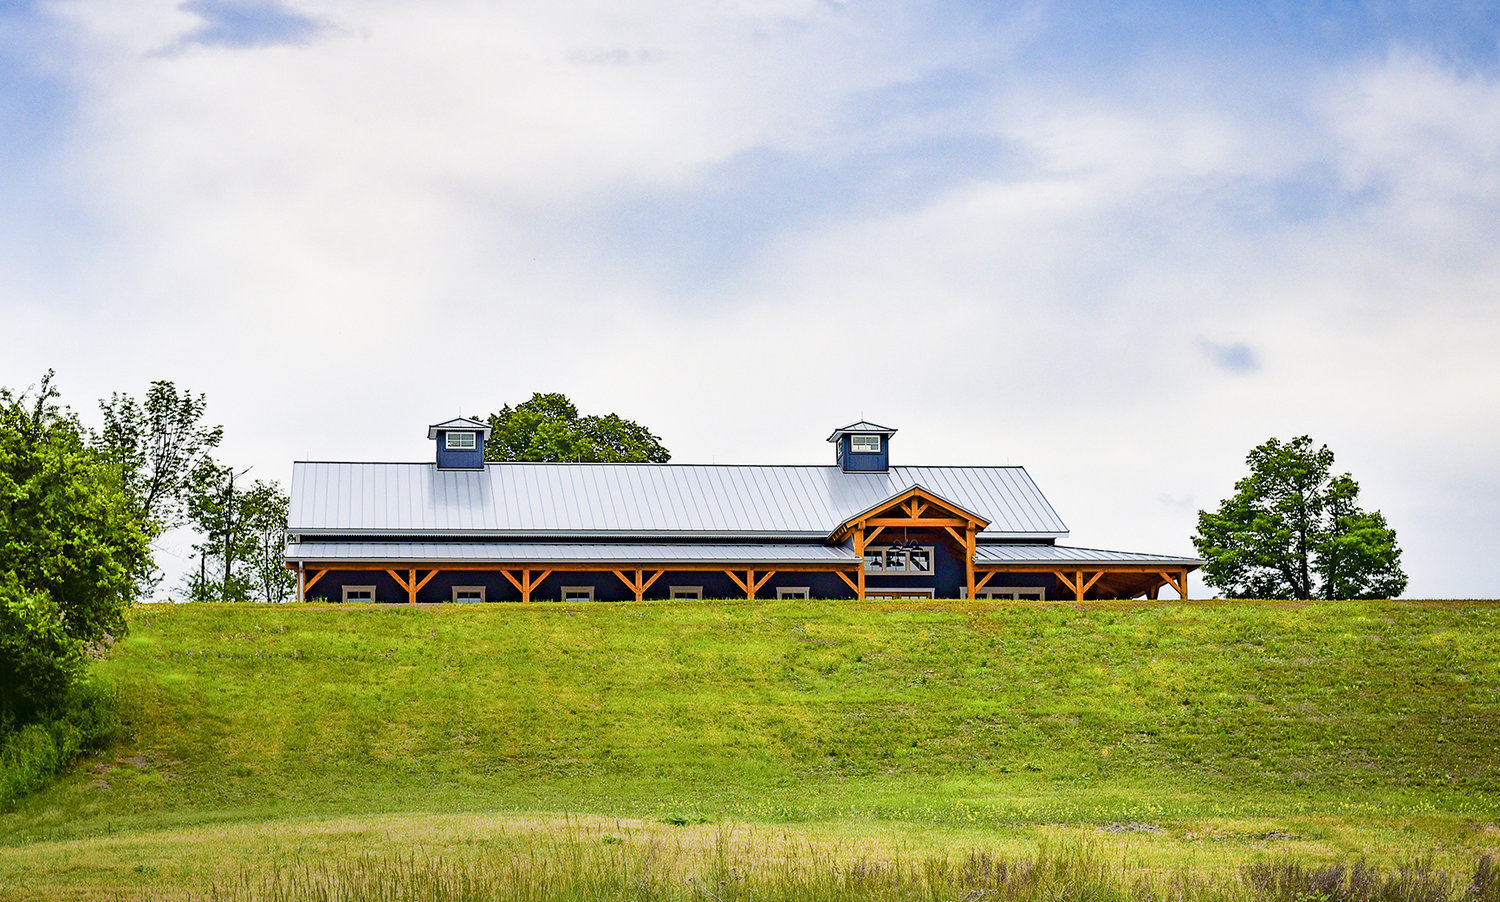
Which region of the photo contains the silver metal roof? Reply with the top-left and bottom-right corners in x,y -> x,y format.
427,417 -> 491,441
826,420 -> 897,441
286,541 -> 855,565
288,463 -> 1068,538
974,545 -> 1204,565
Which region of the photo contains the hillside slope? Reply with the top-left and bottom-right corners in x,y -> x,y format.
3,600 -> 1497,860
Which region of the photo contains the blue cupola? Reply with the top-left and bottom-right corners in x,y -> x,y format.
827,421 -> 896,472
428,417 -> 490,470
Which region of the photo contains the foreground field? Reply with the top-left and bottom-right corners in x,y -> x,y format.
2,599 -> 1497,899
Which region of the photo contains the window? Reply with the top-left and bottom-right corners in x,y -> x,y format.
866,589 -> 935,599
776,587 -> 810,599
669,586 -> 703,600
975,587 -> 1047,601
444,431 -> 477,450
850,435 -> 881,453
862,546 -> 935,575
343,585 -> 376,603
452,586 -> 485,603
560,586 -> 594,602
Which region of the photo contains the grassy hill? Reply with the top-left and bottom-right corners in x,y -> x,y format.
2,599 -> 1498,899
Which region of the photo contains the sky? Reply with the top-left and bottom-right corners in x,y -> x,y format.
2,0 -> 1498,598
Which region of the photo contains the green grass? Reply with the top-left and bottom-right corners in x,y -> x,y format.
2,599 -> 1497,899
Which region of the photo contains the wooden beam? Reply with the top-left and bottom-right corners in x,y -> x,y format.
498,569 -> 523,594
724,570 -> 750,596
863,517 -> 972,528
974,570 -> 997,593
1081,571 -> 1105,598
303,569 -> 328,593
942,525 -> 967,548
910,500 -> 929,518
412,569 -> 439,601
642,570 -> 665,593
751,570 -> 776,593
1053,570 -> 1079,599
863,525 -> 885,546
408,569 -> 418,604
965,526 -> 977,601
834,570 -> 858,595
385,569 -> 411,594
854,529 -> 866,600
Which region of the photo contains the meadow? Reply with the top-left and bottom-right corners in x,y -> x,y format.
1,599 -> 1496,900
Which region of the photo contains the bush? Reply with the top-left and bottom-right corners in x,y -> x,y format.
0,676 -> 118,810
0,573 -> 84,728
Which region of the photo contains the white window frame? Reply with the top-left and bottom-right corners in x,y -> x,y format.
862,545 -> 936,575
975,586 -> 1047,601
444,431 -> 477,450
342,585 -> 376,603
775,587 -> 810,599
669,586 -> 703,600
865,589 -> 936,599
560,585 -> 594,602
452,585 -> 486,603
850,435 -> 881,453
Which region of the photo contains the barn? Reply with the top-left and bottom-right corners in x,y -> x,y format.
284,418 -> 1202,602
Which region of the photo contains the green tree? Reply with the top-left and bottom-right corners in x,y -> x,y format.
0,372 -> 151,728
182,463 -> 256,602
484,392 -> 669,463
0,372 -> 153,644
93,381 -> 223,530
242,481 -> 294,604
1193,436 -> 1406,600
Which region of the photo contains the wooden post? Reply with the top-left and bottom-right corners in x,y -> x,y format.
523,569 -> 532,603
854,529 -> 866,600
1075,570 -> 1084,602
965,525 -> 976,600
297,561 -> 305,602
408,569 -> 417,604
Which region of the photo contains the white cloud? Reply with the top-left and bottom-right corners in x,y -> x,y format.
4,5 -> 1499,597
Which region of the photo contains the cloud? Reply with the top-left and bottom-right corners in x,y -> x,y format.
2,2 -> 1499,598
1198,340 -> 1260,373
175,0 -> 325,49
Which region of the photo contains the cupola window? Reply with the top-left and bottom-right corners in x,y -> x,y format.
445,431 -> 477,451
850,435 -> 881,453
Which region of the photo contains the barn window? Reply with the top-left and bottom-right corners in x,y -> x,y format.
452,586 -> 485,603
850,435 -> 881,453
669,586 -> 703,600
343,585 -> 376,603
776,587 -> 810,599
560,586 -> 594,602
445,431 -> 477,450
863,546 -> 935,575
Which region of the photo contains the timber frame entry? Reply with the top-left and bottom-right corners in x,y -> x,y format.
292,484 -> 1190,603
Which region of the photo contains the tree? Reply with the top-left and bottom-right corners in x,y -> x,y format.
242,481 -> 294,604
93,381 -> 223,531
0,372 -> 152,727
1193,436 -> 1406,600
182,462 -> 256,602
484,392 -> 669,463
0,372 -> 153,643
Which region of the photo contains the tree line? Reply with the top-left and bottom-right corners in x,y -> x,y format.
2,371 -> 295,795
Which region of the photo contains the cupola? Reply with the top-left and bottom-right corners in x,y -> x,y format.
827,420 -> 896,472
428,417 -> 490,470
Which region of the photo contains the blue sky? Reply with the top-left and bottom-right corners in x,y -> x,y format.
1,0 -> 1498,597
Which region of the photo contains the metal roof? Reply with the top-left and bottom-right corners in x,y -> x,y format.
286,541 -> 855,564
974,545 -> 1204,565
826,420 -> 897,441
288,462 -> 1068,539
427,417 -> 491,441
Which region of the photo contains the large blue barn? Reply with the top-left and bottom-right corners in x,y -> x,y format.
284,419 -> 1202,603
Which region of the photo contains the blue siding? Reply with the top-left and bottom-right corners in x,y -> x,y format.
837,434 -> 889,472
435,429 -> 485,470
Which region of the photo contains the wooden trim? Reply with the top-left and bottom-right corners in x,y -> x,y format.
413,569 -> 440,594
862,517 -> 972,528
834,570 -> 858,594
642,570 -> 665,593
293,561 -> 863,573
862,525 -> 885,546
1081,571 -> 1104,596
751,570 -> 776,593
724,570 -> 750,596
498,569 -> 524,593
942,526 -> 967,548
303,569 -> 328,593
974,570 -> 997,593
